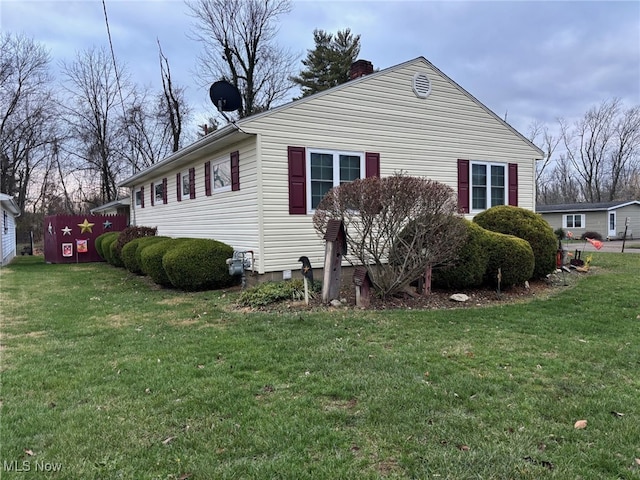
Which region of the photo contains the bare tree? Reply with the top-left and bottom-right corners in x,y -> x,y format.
528,120 -> 560,188
59,46 -> 131,205
561,99 -> 615,203
537,153 -> 581,205
0,33 -> 58,212
313,174 -> 465,297
187,0 -> 298,118
157,40 -> 190,153
606,105 -> 640,200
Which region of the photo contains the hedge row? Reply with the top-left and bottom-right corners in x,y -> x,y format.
432,217 -> 536,289
473,205 -> 556,279
94,230 -> 235,291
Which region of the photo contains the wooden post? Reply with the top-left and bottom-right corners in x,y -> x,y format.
322,220 -> 347,303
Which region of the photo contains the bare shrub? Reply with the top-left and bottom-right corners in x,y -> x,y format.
313,174 -> 466,297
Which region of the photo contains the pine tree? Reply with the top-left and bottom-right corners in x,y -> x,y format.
291,29 -> 361,98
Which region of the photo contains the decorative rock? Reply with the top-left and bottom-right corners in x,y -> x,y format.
330,299 -> 342,307
449,293 -> 470,302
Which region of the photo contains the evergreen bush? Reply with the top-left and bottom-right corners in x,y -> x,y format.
95,232 -> 118,260
432,219 -> 489,289
101,234 -> 119,264
108,240 -> 125,268
140,238 -> 190,286
163,238 -> 235,291
473,205 -> 556,279
483,230 -> 535,287
123,236 -> 170,275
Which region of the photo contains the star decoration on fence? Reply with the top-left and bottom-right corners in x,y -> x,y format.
77,218 -> 95,234
103,220 -> 112,229
61,226 -> 72,235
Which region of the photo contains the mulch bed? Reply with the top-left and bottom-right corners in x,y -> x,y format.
240,267 -> 591,313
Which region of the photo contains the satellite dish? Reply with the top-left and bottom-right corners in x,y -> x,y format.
209,81 -> 242,112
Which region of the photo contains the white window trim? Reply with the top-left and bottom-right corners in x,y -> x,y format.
563,214 -> 585,229
211,157 -> 232,193
469,161 -> 508,213
135,189 -> 143,206
306,148 -> 364,213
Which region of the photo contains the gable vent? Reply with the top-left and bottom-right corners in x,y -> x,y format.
413,72 -> 431,99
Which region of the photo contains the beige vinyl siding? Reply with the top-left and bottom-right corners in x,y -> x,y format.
245,58 -> 541,273
130,137 -> 264,270
615,205 -> 639,238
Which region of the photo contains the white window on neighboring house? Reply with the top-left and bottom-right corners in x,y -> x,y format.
307,149 -> 364,210
471,162 -> 506,211
564,214 -> 584,229
212,158 -> 231,192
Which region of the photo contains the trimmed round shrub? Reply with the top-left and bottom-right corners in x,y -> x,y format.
432,219 -> 489,289
108,239 -> 125,268
101,234 -> 119,264
483,230 -> 534,287
473,205 -> 556,279
123,236 -> 170,275
95,232 -> 118,260
163,238 -> 235,291
140,238 -> 191,286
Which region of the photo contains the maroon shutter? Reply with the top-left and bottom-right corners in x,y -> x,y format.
231,150 -> 240,191
457,159 -> 470,214
176,173 -> 182,202
162,177 -> 168,204
150,182 -> 155,206
189,167 -> 196,199
288,146 -> 306,214
508,163 -> 518,206
140,186 -> 145,208
204,161 -> 211,196
365,152 -> 380,178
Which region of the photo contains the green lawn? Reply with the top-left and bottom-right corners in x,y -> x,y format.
1,254 -> 639,479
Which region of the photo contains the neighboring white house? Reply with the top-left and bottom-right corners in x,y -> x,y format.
90,197 -> 131,223
537,200 -> 640,240
0,193 -> 20,266
120,57 -> 544,278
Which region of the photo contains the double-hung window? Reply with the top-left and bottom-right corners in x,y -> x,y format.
471,162 -> 506,211
212,158 -> 231,192
564,214 -> 584,229
308,149 -> 364,210
135,189 -> 143,206
154,183 -> 164,202
182,174 -> 190,197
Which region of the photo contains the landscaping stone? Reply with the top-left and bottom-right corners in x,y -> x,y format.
450,293 -> 470,302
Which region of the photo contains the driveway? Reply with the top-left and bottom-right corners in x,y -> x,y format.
571,239 -> 640,253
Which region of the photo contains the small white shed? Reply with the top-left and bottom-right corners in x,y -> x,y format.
0,193 -> 20,266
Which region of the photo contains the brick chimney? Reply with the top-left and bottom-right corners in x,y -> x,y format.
350,59 -> 374,80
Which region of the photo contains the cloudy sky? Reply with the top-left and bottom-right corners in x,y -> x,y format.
2,0 -> 639,139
